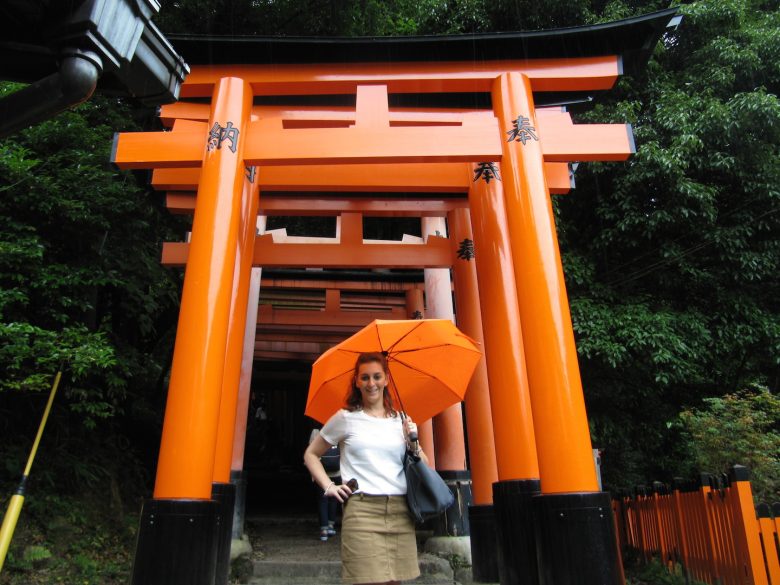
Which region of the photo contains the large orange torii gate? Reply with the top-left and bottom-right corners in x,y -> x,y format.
112,10 -> 678,585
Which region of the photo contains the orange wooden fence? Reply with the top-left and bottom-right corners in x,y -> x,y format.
613,466 -> 780,584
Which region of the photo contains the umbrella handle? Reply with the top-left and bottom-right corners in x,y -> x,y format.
400,411 -> 418,443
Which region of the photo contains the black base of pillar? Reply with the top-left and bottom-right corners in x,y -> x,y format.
131,498 -> 219,585
434,470 -> 473,536
533,492 -> 624,585
212,482 -> 236,585
493,479 -> 541,585
468,504 -> 499,583
230,470 -> 246,539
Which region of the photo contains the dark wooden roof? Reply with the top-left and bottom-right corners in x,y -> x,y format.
167,8 -> 679,77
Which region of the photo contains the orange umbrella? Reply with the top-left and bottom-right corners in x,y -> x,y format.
305,319 -> 482,424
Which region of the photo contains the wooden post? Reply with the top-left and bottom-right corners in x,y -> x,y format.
131,77 -> 253,585
422,217 -> 468,473
492,71 -> 620,585
728,466 -> 769,585
405,288 -> 435,467
468,163 -> 541,585
447,208 -> 498,505
449,206 -> 501,581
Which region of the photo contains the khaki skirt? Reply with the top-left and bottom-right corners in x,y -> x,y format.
341,494 -> 419,584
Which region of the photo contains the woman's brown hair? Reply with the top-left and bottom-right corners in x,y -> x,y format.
345,352 -> 397,417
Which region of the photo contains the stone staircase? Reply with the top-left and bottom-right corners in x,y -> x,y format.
245,555 -> 461,585
232,514 -> 478,585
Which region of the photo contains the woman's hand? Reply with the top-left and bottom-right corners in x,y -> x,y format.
404,416 -> 418,440
403,415 -> 419,448
324,481 -> 354,503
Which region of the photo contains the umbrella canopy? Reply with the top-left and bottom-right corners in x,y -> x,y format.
305,319 -> 482,424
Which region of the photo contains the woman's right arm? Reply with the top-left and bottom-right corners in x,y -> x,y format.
304,434 -> 353,502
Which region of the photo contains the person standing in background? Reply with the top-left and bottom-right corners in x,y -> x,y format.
309,428 -> 341,541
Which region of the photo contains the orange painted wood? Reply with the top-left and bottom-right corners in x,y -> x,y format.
213,174 -> 261,484
178,57 -> 621,97
160,102 -> 493,126
467,166 -> 539,482
112,130 -> 205,169
153,77 -> 253,500
162,101 -> 569,129
404,289 -> 435,463
493,72 -> 599,493
254,349 -> 322,361
338,212 -> 363,245
113,122 -> 502,168
448,207 -> 498,504
355,84 -> 390,127
729,480 -> 769,585
671,489 -> 691,574
116,118 -> 622,169
153,160 -> 571,194
758,516 -> 780,584
540,122 -> 634,161
258,162 -> 476,192
154,163 -> 470,192
254,233 -> 452,268
166,192 -> 470,216
230,266 -> 261,471
260,291 -> 406,309
161,235 -> 452,268
257,305 -> 405,327
261,278 -> 424,292
243,121 -> 503,165
254,330 -> 360,346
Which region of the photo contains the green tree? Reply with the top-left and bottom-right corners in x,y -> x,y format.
558,0 -> 780,487
0,87 -> 185,489
677,386 -> 780,501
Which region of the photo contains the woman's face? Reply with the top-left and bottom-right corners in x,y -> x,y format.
356,361 -> 387,409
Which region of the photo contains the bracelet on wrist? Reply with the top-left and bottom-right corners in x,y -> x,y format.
324,481 -> 335,494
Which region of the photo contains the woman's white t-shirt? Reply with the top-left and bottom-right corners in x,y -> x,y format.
319,409 -> 407,495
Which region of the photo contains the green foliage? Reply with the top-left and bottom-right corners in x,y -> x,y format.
155,0 -> 672,36
0,87 -> 185,496
625,558 -> 707,585
22,545 -> 52,564
558,0 -> 780,488
677,386 -> 780,500
1,489 -> 136,584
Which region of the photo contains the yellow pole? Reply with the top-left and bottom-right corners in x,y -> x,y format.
0,370 -> 62,572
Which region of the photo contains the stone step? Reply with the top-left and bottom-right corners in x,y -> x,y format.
247,575 -> 461,585
246,553 -> 458,584
252,560 -> 340,581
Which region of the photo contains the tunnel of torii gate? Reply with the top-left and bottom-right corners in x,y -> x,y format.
111,8 -> 678,585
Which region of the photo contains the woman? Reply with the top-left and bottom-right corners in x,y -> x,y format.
304,352 -> 428,585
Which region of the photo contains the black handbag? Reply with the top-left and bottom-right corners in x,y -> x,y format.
403,450 -> 455,523
321,444 -> 340,472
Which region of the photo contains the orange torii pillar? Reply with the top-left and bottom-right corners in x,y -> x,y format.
229,265 -> 262,540
230,217 -> 265,544
493,71 -> 622,584
468,162 -> 541,585
404,288 -> 435,467
422,217 -> 471,537
211,171 -> 260,584
131,77 -> 253,585
448,207 -> 500,582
